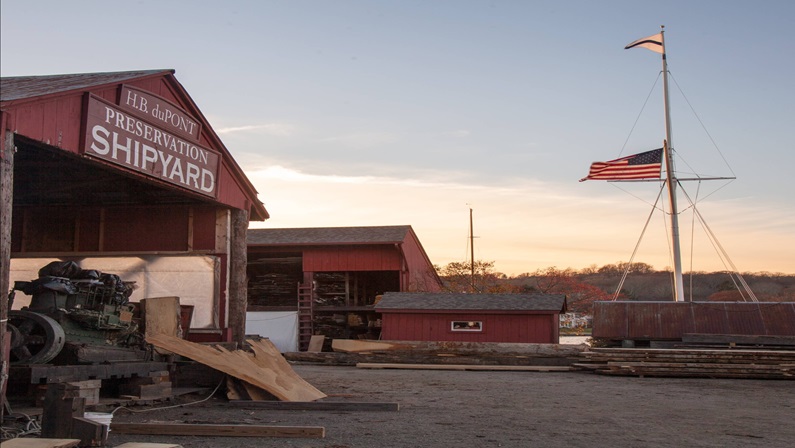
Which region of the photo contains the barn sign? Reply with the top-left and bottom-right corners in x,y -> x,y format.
119,85 -> 202,141
82,94 -> 219,198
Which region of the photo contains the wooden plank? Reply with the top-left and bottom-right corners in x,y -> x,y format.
596,369 -> 792,379
146,334 -> 326,401
356,363 -> 572,371
228,400 -> 400,411
332,339 -> 410,353
144,297 -> 182,355
225,376 -> 245,400
113,444 -> 184,448
109,423 -> 325,438
240,380 -> 277,401
307,335 -> 325,352
588,347 -> 795,356
0,439 -> 81,448
682,333 -> 795,346
285,350 -> 579,367
606,361 -> 793,370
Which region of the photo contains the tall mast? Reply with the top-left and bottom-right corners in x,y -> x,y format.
660,26 -> 686,302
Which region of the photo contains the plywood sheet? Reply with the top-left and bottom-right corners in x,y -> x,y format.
307,335 -> 325,352
146,334 -> 326,401
144,297 -> 181,355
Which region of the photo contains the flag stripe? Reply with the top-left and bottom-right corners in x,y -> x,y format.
625,33 -> 664,54
580,148 -> 663,181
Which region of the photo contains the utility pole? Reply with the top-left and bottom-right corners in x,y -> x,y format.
469,207 -> 475,291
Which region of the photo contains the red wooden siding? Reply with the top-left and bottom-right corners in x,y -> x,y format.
303,245 -> 402,272
380,311 -> 559,343
76,209 -> 102,251
214,163 -> 250,213
400,231 -> 442,292
191,207 -> 219,251
103,207 -> 190,251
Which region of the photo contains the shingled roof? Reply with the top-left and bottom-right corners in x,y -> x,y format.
247,225 -> 413,246
376,292 -> 567,312
1,70 -> 172,102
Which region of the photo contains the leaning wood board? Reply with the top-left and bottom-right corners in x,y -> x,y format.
356,363 -> 572,371
146,334 -> 326,401
110,423 -> 325,438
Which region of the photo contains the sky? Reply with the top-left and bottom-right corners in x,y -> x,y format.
2,0 -> 794,275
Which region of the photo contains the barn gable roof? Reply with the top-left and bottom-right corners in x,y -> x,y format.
0,70 -> 171,102
376,292 -> 567,312
0,70 -> 268,220
248,225 -> 412,246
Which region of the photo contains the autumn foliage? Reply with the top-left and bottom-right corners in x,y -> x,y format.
435,260 -> 795,314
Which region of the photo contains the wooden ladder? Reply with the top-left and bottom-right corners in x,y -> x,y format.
297,283 -> 314,351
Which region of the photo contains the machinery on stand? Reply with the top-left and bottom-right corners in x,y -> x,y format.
7,261 -> 146,366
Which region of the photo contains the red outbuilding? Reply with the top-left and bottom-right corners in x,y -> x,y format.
375,292 -> 567,343
246,225 -> 443,350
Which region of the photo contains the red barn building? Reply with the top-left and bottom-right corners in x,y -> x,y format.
0,70 -> 268,351
246,225 -> 443,350
376,292 -> 567,344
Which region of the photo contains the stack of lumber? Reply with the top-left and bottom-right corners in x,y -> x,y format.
576,347 -> 795,379
679,333 -> 795,350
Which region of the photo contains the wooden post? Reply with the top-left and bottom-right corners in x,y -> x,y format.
228,208 -> 248,345
0,125 -> 14,420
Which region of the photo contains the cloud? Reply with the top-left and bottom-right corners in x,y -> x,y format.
318,132 -> 398,148
215,123 -> 296,136
247,165 -> 795,275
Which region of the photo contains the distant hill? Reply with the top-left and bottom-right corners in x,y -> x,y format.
436,261 -> 795,313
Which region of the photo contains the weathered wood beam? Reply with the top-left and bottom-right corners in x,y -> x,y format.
0,439 -> 81,448
109,423 -> 325,438
228,208 -> 249,345
0,125 -> 14,422
228,400 -> 400,411
356,363 -> 573,371
682,333 -> 795,347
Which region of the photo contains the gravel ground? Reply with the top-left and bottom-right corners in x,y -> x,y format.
105,364 -> 795,448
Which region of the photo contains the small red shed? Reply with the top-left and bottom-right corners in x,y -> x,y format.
376,292 -> 567,344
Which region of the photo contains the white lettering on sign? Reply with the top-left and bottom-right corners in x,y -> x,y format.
120,85 -> 202,141
83,95 -> 219,197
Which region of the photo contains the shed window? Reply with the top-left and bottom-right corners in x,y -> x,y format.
451,321 -> 482,332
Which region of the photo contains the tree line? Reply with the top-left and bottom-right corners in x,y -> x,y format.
434,261 -> 795,314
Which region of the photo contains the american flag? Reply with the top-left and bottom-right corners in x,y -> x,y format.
579,148 -> 663,182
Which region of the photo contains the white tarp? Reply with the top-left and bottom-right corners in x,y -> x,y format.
9,256 -> 219,328
246,311 -> 299,353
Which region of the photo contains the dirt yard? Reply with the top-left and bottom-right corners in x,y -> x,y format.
104,364 -> 795,448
